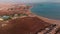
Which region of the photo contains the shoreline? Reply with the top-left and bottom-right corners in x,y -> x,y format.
30,12 -> 60,26
35,14 -> 60,26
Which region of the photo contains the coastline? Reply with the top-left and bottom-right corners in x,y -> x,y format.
0,3 -> 60,26
35,14 -> 60,26
30,12 -> 60,26
0,4 -> 60,25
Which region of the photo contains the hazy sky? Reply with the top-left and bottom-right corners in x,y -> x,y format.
0,0 -> 60,3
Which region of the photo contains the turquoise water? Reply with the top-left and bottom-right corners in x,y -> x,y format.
31,3 -> 60,20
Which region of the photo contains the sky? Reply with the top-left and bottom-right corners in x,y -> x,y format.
0,0 -> 60,3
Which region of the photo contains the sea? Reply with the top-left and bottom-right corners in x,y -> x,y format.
30,3 -> 60,20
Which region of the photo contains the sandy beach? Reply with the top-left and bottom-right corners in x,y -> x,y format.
36,15 -> 60,26
30,13 -> 60,26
